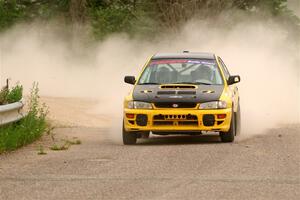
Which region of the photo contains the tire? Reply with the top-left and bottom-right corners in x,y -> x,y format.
235,103 -> 241,136
220,110 -> 236,143
122,122 -> 137,145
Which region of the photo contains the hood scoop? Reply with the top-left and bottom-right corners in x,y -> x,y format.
157,90 -> 196,95
157,91 -> 176,95
132,84 -> 224,103
160,85 -> 196,89
178,91 -> 196,95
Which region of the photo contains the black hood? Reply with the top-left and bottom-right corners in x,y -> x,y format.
132,84 -> 224,103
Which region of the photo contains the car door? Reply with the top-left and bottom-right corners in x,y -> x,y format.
218,57 -> 239,112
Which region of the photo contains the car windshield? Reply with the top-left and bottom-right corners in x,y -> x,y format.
138,59 -> 224,85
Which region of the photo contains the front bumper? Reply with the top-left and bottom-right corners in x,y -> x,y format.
124,108 -> 232,132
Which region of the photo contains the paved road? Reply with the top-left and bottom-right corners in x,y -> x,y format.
0,126 -> 299,200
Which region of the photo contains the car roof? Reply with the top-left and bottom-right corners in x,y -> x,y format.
152,52 -> 215,60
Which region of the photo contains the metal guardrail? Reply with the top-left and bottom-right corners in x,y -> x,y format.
0,101 -> 24,126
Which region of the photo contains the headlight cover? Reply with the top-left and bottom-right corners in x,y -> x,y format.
199,101 -> 227,109
127,101 -> 153,109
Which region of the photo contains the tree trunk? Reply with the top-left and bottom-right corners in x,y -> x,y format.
69,0 -> 87,23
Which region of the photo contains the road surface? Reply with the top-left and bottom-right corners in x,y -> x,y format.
0,98 -> 299,200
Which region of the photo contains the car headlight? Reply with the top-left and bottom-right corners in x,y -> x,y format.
127,101 -> 153,109
199,101 -> 227,109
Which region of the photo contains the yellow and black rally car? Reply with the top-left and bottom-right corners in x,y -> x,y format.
123,51 -> 241,144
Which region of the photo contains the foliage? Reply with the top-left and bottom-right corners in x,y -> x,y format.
0,0 -> 24,30
50,138 -> 81,151
0,88 -> 9,105
50,143 -> 69,151
0,83 -> 48,153
6,85 -> 23,104
37,145 -> 47,155
0,0 -> 299,38
89,2 -> 135,39
0,0 -> 69,31
0,84 -> 23,105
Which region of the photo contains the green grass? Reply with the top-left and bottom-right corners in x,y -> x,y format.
6,84 -> 23,103
50,143 -> 69,151
49,138 -> 81,151
0,83 -> 48,153
37,145 -> 47,155
0,84 -> 23,105
64,138 -> 82,145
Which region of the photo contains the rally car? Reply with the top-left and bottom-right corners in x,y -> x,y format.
123,51 -> 241,144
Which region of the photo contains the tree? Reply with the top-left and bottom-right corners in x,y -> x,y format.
69,0 -> 87,23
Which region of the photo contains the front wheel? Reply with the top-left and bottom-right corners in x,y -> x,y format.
235,103 -> 241,136
220,111 -> 236,143
122,122 -> 137,145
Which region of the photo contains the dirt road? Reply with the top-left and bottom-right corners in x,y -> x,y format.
0,98 -> 299,200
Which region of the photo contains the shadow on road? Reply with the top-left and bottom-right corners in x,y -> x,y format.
138,134 -> 221,145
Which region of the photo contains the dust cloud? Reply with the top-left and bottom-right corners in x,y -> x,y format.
0,16 -> 299,141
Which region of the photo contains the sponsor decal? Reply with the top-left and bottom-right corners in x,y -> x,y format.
201,61 -> 215,65
202,90 -> 215,94
169,95 -> 183,98
172,103 -> 179,108
187,60 -> 202,64
151,59 -> 215,65
151,60 -> 188,64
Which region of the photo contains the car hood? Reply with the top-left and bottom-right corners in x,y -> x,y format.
132,84 -> 224,103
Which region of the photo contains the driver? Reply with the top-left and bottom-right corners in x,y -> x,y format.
191,65 -> 213,83
156,66 -> 173,84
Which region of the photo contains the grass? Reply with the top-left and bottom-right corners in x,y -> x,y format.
65,138 -> 82,145
0,83 -> 23,105
0,83 -> 48,153
50,138 -> 82,151
37,145 -> 47,155
50,143 -> 69,151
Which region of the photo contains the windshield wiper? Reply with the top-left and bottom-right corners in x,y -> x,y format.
171,82 -> 194,84
194,82 -> 212,85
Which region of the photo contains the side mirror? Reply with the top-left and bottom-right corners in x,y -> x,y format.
124,76 -> 136,85
227,75 -> 241,85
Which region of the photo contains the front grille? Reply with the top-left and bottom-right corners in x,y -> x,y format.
153,114 -> 198,126
178,121 -> 198,126
153,121 -> 173,126
154,114 -> 197,120
154,102 -> 197,108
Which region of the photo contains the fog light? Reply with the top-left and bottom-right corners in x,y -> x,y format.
203,114 -> 215,126
136,114 -> 148,126
126,113 -> 135,119
217,114 -> 226,119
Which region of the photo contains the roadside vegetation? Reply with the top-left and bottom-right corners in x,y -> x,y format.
0,83 -> 48,153
50,138 -> 82,152
0,0 -> 299,40
0,83 -> 23,105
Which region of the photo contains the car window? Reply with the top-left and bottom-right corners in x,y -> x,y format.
138,66 -> 151,83
138,59 -> 224,85
218,57 -> 230,80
